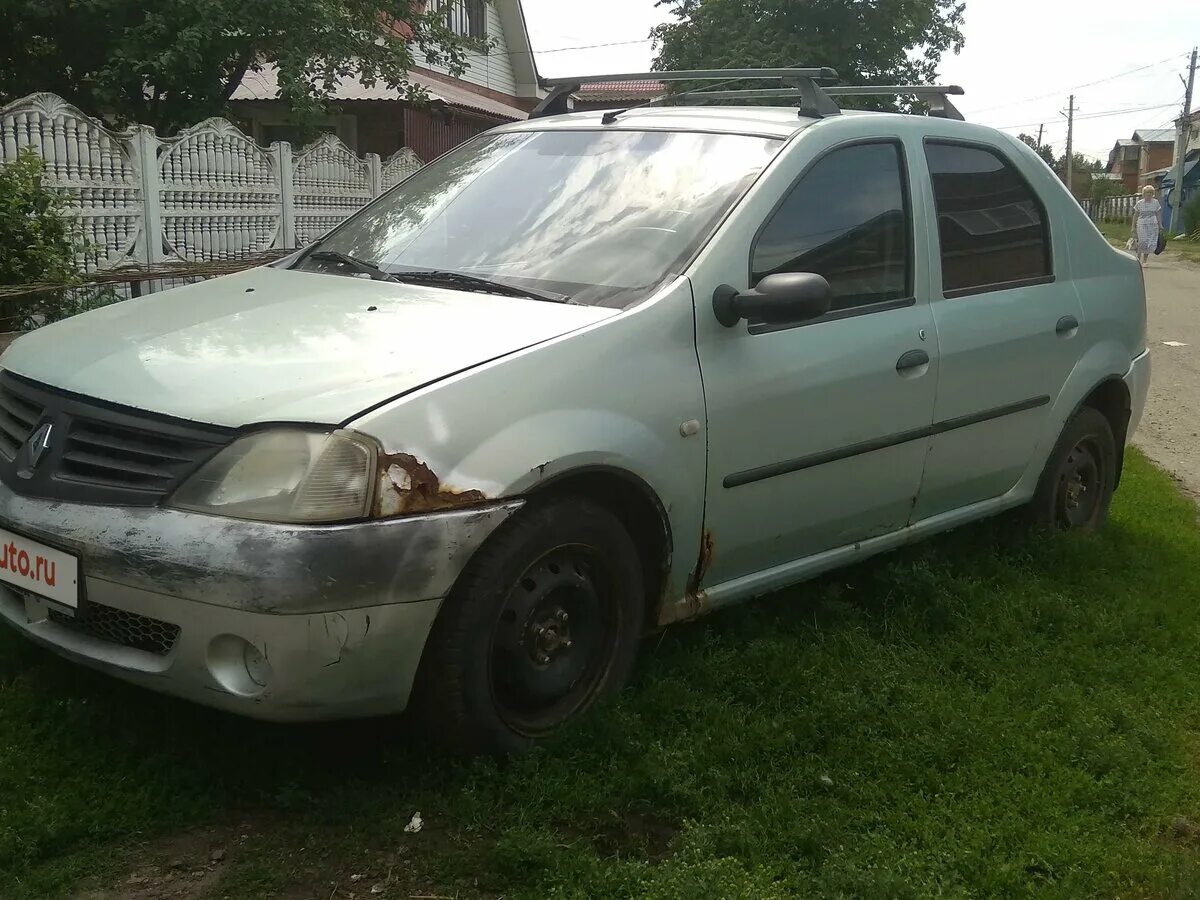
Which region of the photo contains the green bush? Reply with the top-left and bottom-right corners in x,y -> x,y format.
1183,191 -> 1200,241
0,149 -> 93,332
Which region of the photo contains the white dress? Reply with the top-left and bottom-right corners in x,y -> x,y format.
1134,198 -> 1161,254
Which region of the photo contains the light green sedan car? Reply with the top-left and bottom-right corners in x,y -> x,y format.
0,72 -> 1149,754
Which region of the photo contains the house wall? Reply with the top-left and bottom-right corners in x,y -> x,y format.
1110,156 -> 1140,194
1141,143 -> 1174,176
403,107 -> 495,161
422,4 -> 518,97
346,103 -> 407,158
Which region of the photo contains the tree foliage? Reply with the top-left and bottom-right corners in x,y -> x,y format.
1017,133 -> 1056,169
0,150 -> 95,330
0,150 -> 119,330
0,151 -> 79,289
0,0 -> 486,133
651,0 -> 966,108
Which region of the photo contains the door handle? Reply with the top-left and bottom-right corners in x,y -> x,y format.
896,349 -> 930,374
1056,315 -> 1079,337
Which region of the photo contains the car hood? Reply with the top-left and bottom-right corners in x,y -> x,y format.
1,267 -> 615,428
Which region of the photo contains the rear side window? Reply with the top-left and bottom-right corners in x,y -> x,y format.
752,142 -> 911,313
924,141 -> 1052,296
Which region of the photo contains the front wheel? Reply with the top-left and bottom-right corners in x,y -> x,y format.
411,496 -> 645,755
1029,406 -> 1117,531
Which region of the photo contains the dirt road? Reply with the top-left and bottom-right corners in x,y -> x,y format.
1133,255 -> 1200,496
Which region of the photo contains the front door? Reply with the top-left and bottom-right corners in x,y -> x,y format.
692,136 -> 939,588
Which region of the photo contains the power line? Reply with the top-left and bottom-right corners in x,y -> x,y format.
529,37 -> 653,56
969,52 -> 1187,115
986,102 -> 1180,131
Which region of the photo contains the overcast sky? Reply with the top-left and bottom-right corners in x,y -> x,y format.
522,0 -> 1200,165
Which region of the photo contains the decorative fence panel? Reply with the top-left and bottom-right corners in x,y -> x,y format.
1,94 -> 144,272
159,118 -> 283,263
1081,193 -> 1138,222
292,134 -> 377,247
0,92 -> 429,290
381,148 -> 424,191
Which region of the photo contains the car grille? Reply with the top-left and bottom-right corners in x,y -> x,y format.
48,602 -> 181,656
0,381 -> 43,460
0,372 -> 234,505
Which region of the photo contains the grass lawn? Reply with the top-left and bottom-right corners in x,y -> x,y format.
1096,218 -> 1200,263
4,452 -> 1200,898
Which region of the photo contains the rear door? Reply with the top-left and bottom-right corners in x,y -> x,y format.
912,138 -> 1085,519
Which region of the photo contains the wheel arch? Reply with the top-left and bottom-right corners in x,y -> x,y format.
1077,376 -> 1132,487
524,465 -> 674,632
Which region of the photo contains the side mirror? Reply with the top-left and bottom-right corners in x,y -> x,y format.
712,273 -> 832,328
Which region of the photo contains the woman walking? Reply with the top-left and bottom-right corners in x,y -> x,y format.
1131,185 -> 1162,267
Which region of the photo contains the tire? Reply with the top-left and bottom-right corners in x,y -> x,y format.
411,496 -> 645,755
1029,405 -> 1117,531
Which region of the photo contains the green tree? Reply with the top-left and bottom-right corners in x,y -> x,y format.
1055,151 -> 1103,177
0,150 -> 98,330
651,0 -> 966,108
1018,133 -> 1056,169
1,0 -> 487,133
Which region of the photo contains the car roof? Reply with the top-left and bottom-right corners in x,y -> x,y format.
497,106 -> 975,141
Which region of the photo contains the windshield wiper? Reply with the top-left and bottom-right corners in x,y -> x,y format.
390,269 -> 572,304
305,250 -> 398,283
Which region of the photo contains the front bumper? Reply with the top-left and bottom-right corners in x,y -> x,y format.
1125,348 -> 1152,439
0,483 -> 521,721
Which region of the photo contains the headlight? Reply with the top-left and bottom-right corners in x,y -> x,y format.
169,429 -> 376,524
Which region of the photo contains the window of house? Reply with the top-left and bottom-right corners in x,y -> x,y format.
444,0 -> 486,39
924,141 -> 1052,297
751,141 -> 911,313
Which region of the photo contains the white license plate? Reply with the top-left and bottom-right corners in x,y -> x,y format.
0,526 -> 80,609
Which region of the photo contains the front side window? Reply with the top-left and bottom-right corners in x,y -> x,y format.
924,141 -> 1052,296
752,142 -> 911,313
300,129 -> 780,308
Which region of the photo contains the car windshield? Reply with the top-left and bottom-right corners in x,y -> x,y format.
297,129 -> 781,308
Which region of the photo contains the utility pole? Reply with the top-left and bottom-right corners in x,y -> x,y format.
1036,123 -> 1044,152
1064,95 -> 1075,197
1171,47 -> 1197,236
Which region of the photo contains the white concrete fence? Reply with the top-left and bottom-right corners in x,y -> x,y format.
1,92 -> 424,275
1081,193 -> 1138,222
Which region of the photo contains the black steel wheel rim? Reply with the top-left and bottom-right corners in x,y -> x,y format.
489,544 -> 620,736
1056,436 -> 1102,527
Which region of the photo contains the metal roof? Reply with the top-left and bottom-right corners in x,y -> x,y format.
230,66 -> 527,121
1133,128 -> 1175,144
575,80 -> 665,103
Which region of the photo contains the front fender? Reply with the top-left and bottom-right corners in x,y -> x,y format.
350,277 -> 709,613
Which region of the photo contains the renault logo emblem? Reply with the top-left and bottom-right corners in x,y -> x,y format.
17,422 -> 53,478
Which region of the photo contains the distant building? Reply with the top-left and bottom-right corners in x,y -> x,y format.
1107,128 -> 1176,193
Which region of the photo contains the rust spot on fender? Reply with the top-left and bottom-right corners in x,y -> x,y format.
657,530 -> 715,627
374,452 -> 488,517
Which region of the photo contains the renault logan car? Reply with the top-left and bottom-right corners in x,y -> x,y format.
0,91 -> 1149,754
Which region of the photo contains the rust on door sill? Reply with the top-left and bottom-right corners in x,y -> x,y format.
657,530 -> 715,627
374,452 -> 488,517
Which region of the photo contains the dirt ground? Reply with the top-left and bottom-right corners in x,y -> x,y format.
1133,254 -> 1200,498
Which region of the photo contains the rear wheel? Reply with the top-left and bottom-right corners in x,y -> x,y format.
412,496 -> 644,755
1030,406 -> 1117,531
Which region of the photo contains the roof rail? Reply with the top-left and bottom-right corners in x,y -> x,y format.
530,71 -> 967,122
825,85 -> 965,121
531,68 -> 841,120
